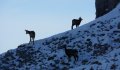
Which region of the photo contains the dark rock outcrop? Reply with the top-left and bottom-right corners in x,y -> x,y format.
95,0 -> 120,18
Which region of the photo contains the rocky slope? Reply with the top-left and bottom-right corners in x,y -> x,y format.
0,4 -> 120,70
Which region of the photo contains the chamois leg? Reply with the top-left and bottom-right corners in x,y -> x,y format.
76,25 -> 77,28
73,56 -> 76,64
74,55 -> 78,61
33,38 -> 34,45
76,55 -> 78,61
71,25 -> 73,30
29,37 -> 31,44
77,55 -> 78,61
73,56 -> 78,64
76,25 -> 79,28
67,56 -> 71,62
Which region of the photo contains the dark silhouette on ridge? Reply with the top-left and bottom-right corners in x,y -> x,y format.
25,30 -> 35,45
71,17 -> 83,29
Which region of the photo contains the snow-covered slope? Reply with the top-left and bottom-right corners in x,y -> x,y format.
1,4 -> 120,70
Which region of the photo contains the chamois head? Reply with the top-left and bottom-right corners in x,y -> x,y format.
25,30 -> 29,34
79,17 -> 83,21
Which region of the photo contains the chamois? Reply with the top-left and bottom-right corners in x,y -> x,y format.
71,17 -> 83,29
64,46 -> 78,62
25,30 -> 35,45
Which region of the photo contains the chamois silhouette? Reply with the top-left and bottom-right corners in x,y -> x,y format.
64,45 -> 78,62
25,30 -> 35,45
71,17 -> 83,29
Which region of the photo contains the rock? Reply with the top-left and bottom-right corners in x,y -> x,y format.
95,0 -> 120,18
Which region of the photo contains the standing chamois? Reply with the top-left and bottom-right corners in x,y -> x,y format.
25,30 -> 35,45
64,46 -> 78,62
71,17 -> 83,29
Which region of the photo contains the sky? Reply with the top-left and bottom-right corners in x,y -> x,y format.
0,0 -> 95,54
